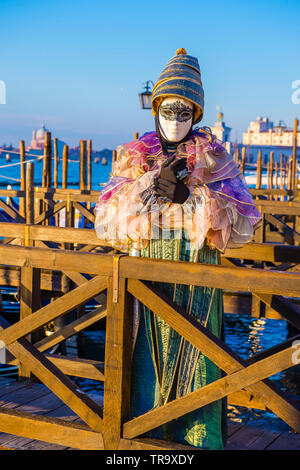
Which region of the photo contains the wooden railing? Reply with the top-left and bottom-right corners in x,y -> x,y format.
0,243 -> 299,449
1,186 -> 300,248
0,217 -> 300,324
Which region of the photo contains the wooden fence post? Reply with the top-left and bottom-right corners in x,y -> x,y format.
62,145 -> 69,190
288,156 -> 293,192
26,162 -> 34,225
42,132 -> 52,226
275,162 -> 279,201
53,138 -> 59,226
19,140 -> 26,218
112,150 -> 117,175
269,151 -> 274,198
235,147 -> 240,165
103,276 -> 133,450
241,147 -> 246,174
256,150 -> 262,191
292,118 -> 298,191
280,154 -> 284,201
43,131 -> 52,189
80,140 -> 87,191
19,162 -> 41,379
54,138 -> 59,189
87,140 -> 92,212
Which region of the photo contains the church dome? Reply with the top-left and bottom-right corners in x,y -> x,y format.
36,124 -> 48,140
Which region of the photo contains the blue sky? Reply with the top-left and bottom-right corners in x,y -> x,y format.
0,0 -> 299,149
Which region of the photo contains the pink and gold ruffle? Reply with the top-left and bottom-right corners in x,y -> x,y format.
95,130 -> 262,252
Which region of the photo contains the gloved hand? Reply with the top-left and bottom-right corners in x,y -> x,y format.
154,156 -> 190,204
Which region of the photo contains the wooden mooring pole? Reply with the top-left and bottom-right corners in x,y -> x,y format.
292,118 -> 298,190
42,132 -> 52,225
241,147 -> 246,174
53,137 -> 59,189
19,162 -> 41,380
19,140 -> 26,218
256,149 -> 262,190
80,140 -> 87,191
62,145 -> 69,190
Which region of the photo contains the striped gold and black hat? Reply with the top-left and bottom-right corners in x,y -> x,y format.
151,48 -> 204,124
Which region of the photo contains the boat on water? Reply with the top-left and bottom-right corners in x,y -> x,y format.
101,157 -> 107,165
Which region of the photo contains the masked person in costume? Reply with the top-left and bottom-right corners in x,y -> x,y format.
95,48 -> 262,449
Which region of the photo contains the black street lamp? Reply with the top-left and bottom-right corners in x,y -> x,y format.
139,81 -> 154,109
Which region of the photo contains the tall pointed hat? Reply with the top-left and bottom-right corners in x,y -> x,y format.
151,48 -> 204,124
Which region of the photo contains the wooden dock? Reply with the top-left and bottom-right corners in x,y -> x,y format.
0,380 -> 298,450
0,131 -> 299,451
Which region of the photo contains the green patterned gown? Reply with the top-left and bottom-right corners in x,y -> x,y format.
130,230 -> 227,449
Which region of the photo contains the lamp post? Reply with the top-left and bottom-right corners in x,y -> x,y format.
139,80 -> 154,109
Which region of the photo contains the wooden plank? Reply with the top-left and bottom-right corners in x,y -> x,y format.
227,390 -> 268,410
266,433 -> 300,450
250,188 -> 298,197
0,407 -> 104,450
224,243 -> 300,264
0,318 -> 103,432
0,275 -> 107,347
225,425 -> 265,450
0,381 -> 29,398
46,403 -> 78,421
118,437 -> 197,451
0,222 -> 105,246
227,421 -> 244,437
254,199 -> 300,208
123,256 -> 300,297
103,277 -> 133,450
259,205 -> 300,216
0,190 -> 25,198
44,354 -> 104,381
0,383 -> 50,409
126,279 -> 300,435
1,244 -> 300,298
0,390 -> 76,449
246,429 -> 281,450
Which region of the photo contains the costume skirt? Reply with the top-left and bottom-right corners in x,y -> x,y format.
130,231 -> 227,449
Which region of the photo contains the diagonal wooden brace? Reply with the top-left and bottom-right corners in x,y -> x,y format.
0,275 -> 107,347
0,316 -> 102,432
127,279 -> 300,434
123,336 -> 299,439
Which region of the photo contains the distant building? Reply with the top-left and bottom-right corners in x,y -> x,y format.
210,108 -> 232,154
30,124 -> 49,150
210,109 -> 231,143
27,124 -> 67,156
242,116 -> 300,164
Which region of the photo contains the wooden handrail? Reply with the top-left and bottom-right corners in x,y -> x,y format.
0,244 -> 299,295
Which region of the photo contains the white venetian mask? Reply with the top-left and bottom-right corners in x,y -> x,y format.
158,97 -> 193,143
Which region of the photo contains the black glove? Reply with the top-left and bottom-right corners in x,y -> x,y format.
154,156 -> 190,204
